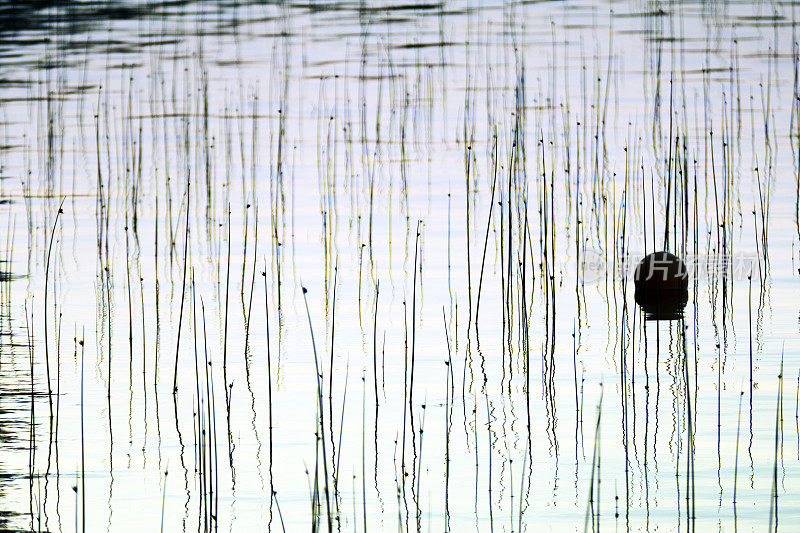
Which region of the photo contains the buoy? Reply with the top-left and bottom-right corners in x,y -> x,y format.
633,251 -> 688,320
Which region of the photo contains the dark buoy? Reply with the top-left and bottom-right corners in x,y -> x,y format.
634,251 -> 688,320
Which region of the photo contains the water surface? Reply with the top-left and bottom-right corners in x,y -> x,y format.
0,0 -> 798,531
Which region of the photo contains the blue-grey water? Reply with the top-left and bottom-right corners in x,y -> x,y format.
0,0 -> 798,531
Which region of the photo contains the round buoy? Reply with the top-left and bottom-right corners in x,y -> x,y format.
634,251 -> 688,320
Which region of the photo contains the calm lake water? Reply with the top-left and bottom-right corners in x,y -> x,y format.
0,0 -> 798,531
